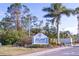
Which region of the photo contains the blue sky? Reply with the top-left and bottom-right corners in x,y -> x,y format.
0,3 -> 79,34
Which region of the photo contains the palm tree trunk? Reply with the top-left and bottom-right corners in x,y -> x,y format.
77,16 -> 79,38
56,16 -> 60,44
57,23 -> 60,44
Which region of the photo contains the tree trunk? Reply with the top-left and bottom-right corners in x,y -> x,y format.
16,14 -> 20,31
56,16 -> 60,44
77,16 -> 79,40
29,16 -> 31,37
57,22 -> 60,44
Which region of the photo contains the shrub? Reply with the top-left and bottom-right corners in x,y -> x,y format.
26,44 -> 49,48
0,30 -> 29,45
14,37 -> 32,47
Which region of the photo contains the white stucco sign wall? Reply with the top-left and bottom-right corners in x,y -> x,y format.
32,33 -> 49,44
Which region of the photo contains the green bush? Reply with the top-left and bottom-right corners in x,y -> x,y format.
0,30 -> 28,45
50,42 -> 57,46
27,44 -> 49,48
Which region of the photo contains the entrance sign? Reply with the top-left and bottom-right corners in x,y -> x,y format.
32,33 -> 49,44
60,38 -> 71,46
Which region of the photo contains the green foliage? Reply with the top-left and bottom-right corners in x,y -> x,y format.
43,3 -> 72,44
48,33 -> 57,39
0,30 -> 28,45
27,44 -> 49,48
7,3 -> 30,30
31,28 -> 41,34
60,31 -> 71,38
50,42 -> 57,47
50,42 -> 61,47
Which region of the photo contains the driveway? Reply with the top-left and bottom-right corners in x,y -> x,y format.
21,44 -> 79,56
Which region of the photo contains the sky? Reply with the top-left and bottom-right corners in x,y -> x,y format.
0,3 -> 79,34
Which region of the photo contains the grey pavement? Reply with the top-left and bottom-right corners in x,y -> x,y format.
39,46 -> 79,56
22,44 -> 79,56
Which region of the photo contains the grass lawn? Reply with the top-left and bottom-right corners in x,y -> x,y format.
0,46 -> 48,56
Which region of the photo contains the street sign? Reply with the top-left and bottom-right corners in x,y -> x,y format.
32,33 -> 49,44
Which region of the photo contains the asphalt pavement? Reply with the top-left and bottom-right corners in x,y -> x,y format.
22,45 -> 79,56
38,46 -> 79,56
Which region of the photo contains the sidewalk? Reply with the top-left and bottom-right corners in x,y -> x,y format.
21,46 -> 72,56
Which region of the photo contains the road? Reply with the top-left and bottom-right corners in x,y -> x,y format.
24,45 -> 79,56
38,46 -> 79,56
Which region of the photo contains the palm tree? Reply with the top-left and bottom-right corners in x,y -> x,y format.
73,7 -> 79,40
43,3 -> 72,44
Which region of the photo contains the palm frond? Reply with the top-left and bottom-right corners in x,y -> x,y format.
52,3 -> 62,10
61,10 -> 71,16
74,7 -> 79,14
51,17 -> 56,24
42,7 -> 53,12
44,13 -> 57,18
